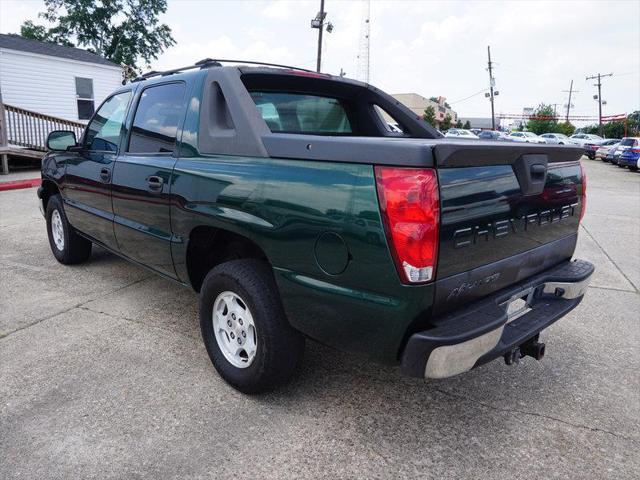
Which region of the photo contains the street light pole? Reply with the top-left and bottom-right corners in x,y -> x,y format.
316,0 -> 325,72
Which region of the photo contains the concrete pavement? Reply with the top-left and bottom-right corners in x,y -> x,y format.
1,159 -> 638,479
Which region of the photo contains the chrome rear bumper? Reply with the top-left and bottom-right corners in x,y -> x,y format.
401,259 -> 594,379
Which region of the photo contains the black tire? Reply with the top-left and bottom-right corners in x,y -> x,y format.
46,194 -> 92,264
617,163 -> 626,168
630,167 -> 638,172
199,259 -> 305,394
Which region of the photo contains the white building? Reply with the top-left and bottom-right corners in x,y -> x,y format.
0,34 -> 123,123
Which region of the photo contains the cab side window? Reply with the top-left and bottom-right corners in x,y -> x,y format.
84,91 -> 132,152
128,82 -> 186,154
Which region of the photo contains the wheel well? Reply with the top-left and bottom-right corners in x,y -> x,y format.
40,180 -> 60,210
186,226 -> 269,292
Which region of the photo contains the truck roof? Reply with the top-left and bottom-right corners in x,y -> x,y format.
131,58 -> 351,85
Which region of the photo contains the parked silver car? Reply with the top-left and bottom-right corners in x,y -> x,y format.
540,133 -> 578,145
508,131 -> 547,144
569,133 -> 603,146
444,129 -> 479,139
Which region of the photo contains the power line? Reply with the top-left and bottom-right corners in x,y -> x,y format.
448,87 -> 490,104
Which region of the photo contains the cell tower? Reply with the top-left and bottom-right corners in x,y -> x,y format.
356,0 -> 370,83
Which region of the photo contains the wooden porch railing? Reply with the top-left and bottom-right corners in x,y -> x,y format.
1,103 -> 86,152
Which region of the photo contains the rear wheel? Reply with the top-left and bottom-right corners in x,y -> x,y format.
199,259 -> 305,394
46,194 -> 92,264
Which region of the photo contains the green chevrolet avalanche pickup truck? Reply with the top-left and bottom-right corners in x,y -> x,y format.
39,60 -> 593,393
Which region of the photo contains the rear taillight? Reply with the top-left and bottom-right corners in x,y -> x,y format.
375,167 -> 440,284
579,162 -> 587,221
630,148 -> 640,154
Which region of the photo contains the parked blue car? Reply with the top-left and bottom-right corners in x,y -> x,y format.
617,137 -> 640,171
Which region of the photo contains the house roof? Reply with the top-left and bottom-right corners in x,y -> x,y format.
0,33 -> 119,67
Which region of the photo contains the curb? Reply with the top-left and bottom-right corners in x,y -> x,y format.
0,178 -> 42,192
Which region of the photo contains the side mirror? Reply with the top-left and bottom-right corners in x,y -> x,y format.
47,130 -> 77,151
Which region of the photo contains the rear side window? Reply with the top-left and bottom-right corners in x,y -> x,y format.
373,104 -> 406,134
250,92 -> 352,134
128,82 -> 186,154
620,138 -> 637,146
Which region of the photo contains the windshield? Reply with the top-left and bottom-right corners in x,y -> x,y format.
620,138 -> 637,146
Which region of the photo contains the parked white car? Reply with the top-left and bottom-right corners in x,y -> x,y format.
540,133 -> 578,145
569,133 -> 603,146
444,129 -> 479,139
508,131 -> 547,144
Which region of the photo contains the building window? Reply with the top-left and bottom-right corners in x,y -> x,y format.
75,77 -> 95,120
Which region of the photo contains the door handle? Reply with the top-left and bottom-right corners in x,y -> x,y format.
147,175 -> 164,191
99,168 -> 111,182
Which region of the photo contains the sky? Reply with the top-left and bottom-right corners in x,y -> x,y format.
1,0 -> 639,123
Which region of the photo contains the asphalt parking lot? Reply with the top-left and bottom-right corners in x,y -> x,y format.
1,158 -> 638,479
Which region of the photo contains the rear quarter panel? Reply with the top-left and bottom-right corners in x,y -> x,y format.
169,156 -> 435,362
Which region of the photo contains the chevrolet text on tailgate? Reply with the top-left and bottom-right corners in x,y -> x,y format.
38,59 -> 593,393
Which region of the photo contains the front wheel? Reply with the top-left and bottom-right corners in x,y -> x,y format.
46,194 -> 92,264
199,259 -> 305,394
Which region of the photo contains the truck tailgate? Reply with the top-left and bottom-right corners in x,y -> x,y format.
433,143 -> 585,314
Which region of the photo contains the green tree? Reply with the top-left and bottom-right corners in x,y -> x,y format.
579,124 -> 600,135
556,122 -> 576,136
422,106 -> 436,127
603,121 -> 626,139
20,20 -> 73,46
455,120 -> 463,128
441,114 -> 452,131
19,0 -> 175,71
628,111 -> 640,136
526,104 -> 558,135
463,120 -> 471,130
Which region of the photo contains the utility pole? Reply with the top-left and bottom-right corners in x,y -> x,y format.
316,0 -> 325,72
562,80 -> 579,123
487,46 -> 496,130
586,72 -> 613,136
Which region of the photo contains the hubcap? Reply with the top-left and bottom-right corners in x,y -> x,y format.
212,291 -> 257,368
51,209 -> 65,251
